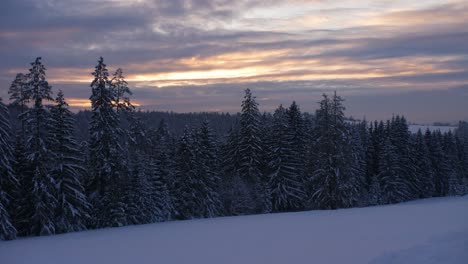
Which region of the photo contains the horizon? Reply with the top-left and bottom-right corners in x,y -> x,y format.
1,0 -> 468,123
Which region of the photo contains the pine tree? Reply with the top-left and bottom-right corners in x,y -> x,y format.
379,137 -> 410,204
456,122 -> 468,193
346,122 -> 366,206
150,119 -> 176,220
87,57 -> 126,228
454,134 -> 468,194
7,71 -> 32,235
0,97 -> 18,240
146,157 -> 173,222
412,130 -> 434,198
220,125 -> 253,215
268,104 -> 306,212
125,115 -> 153,224
194,120 -> 222,217
238,89 -> 267,213
111,68 -> 133,113
9,72 -> 31,134
442,131 -> 463,195
173,128 -> 199,219
286,102 -> 307,179
48,91 -> 90,233
173,124 -> 222,219
22,57 -> 57,236
425,130 -> 450,197
11,135 -> 31,236
309,93 -> 358,209
388,116 -> 417,200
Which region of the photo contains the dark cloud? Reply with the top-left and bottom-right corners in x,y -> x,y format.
323,32 -> 468,60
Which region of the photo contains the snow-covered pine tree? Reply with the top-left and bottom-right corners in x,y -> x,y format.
173,123 -> 222,219
150,119 -> 176,220
367,121 -> 385,181
258,112 -> 273,210
455,122 -> 468,193
268,104 -> 306,212
425,130 -> 450,197
9,73 -> 31,130
0,97 -> 18,240
48,91 -> 90,233
238,88 -> 267,213
146,157 -> 174,222
442,131 -> 463,195
22,57 -> 57,236
378,136 -> 410,204
220,125 -> 253,216
87,57 -> 126,228
111,68 -> 133,113
125,114 -> 153,225
148,119 -> 176,220
10,135 -> 31,236
454,134 -> 468,194
173,127 -> 199,219
7,73 -> 33,235
388,116 -> 416,200
193,120 -> 222,217
286,101 -> 307,180
125,154 -> 152,225
344,122 -> 366,207
412,130 -> 434,198
309,92 -> 356,209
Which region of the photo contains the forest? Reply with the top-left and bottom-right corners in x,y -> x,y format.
1,57 -> 467,240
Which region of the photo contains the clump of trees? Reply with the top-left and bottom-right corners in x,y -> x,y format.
1,57 -> 467,240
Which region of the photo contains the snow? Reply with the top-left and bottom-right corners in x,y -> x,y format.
1,196 -> 467,264
409,125 -> 457,134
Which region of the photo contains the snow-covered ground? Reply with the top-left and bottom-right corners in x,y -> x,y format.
1,196 -> 467,264
409,125 -> 457,134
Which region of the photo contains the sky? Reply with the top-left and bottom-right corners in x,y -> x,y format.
1,0 -> 467,123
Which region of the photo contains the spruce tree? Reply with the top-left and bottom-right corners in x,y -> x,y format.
87,57 -> 126,228
8,72 -> 31,134
173,128 -> 199,219
442,131 -> 463,195
125,115 -> 153,224
146,157 -> 173,222
150,119 -> 176,220
238,89 -> 266,213
388,116 -> 416,200
268,104 -> 306,212
220,125 -> 253,215
22,57 -> 57,236
173,124 -> 222,219
194,120 -> 222,217
309,93 -> 357,209
346,122 -> 366,206
11,135 -> 31,236
48,91 -> 90,233
0,97 -> 18,240
412,130 -> 434,198
111,68 -> 133,113
425,130 -> 450,197
379,137 -> 410,204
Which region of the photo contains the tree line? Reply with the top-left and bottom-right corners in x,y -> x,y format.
1,57 -> 467,240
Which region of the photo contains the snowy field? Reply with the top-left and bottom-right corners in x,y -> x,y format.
1,196 -> 467,264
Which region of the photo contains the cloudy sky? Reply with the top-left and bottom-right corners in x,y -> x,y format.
1,0 -> 467,123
